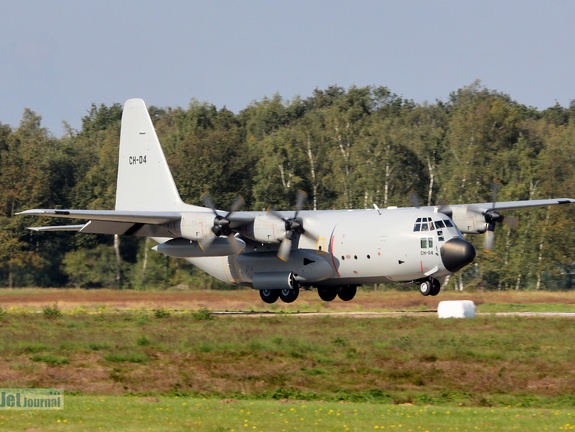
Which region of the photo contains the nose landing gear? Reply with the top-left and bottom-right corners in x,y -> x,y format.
418,278 -> 441,296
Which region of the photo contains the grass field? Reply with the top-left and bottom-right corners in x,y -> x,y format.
2,288 -> 575,431
2,396 -> 575,431
3,287 -> 575,313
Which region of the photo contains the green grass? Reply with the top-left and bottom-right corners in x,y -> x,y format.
103,351 -> 149,364
478,302 -> 575,313
30,354 -> 69,366
2,293 -> 575,431
1,395 -> 575,431
1,311 -> 575,408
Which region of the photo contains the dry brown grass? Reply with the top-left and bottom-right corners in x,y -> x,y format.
2,309 -> 575,406
2,288 -> 575,312
3,288 -> 575,413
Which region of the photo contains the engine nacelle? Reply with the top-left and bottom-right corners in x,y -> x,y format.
252,272 -> 297,290
236,250 -> 334,285
450,206 -> 488,234
169,212 -> 216,240
238,214 -> 285,244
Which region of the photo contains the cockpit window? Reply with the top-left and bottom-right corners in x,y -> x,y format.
414,217 -> 439,232
414,217 -> 455,232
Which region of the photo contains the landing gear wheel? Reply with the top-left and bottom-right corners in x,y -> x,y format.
430,279 -> 441,296
419,280 -> 432,296
279,287 -> 299,303
318,288 -> 337,302
260,289 -> 279,304
338,286 -> 357,301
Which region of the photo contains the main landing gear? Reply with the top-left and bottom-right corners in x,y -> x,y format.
259,287 -> 300,304
318,285 -> 357,302
418,277 -> 441,296
259,285 -> 358,304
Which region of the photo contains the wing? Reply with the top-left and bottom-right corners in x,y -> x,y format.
452,198 -> 575,212
431,198 -> 575,224
17,208 -> 259,238
428,198 -> 575,251
17,209 -> 184,236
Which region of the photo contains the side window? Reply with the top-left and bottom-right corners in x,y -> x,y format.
420,237 -> 433,249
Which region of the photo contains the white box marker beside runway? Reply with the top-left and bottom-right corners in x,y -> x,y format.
437,300 -> 476,319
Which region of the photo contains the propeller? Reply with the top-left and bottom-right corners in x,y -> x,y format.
482,182 -> 502,252
482,182 -> 518,252
199,194 -> 245,251
483,209 -> 502,252
268,190 -> 313,262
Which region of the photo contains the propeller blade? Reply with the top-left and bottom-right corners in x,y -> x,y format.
277,237 -> 292,262
202,193 -> 218,214
491,181 -> 502,208
503,215 -> 519,229
230,195 -> 245,213
302,229 -> 318,242
200,193 -> 245,245
198,230 -> 216,251
435,200 -> 452,217
226,235 -> 246,254
295,190 -> 307,212
484,229 -> 495,252
408,191 -> 421,208
267,191 -> 310,261
267,206 -> 285,222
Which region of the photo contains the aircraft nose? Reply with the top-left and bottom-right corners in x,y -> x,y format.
440,237 -> 476,273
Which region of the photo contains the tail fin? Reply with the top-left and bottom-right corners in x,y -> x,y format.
115,99 -> 190,211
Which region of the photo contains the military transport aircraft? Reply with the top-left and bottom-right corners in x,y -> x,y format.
17,99 -> 575,303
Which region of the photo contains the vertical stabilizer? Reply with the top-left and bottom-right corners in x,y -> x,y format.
115,99 -> 191,211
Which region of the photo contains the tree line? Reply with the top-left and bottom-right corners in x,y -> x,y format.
1,81 -> 575,291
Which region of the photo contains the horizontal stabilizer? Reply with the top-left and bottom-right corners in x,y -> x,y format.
17,209 -> 182,224
27,224 -> 85,232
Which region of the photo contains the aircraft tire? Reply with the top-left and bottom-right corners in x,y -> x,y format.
419,280 -> 432,296
279,287 -> 299,303
260,289 -> 280,304
318,288 -> 337,302
338,285 -> 357,301
430,279 -> 441,296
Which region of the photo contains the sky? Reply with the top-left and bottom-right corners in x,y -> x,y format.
1,1 -> 574,136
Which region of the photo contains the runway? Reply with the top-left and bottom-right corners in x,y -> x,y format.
214,310 -> 575,318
